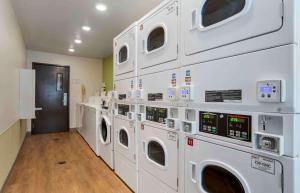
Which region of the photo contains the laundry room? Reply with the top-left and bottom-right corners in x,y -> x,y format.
0,0 -> 299,193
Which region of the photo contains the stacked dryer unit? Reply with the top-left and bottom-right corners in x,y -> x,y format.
179,0 -> 300,193
113,22 -> 138,191
136,1 -> 184,193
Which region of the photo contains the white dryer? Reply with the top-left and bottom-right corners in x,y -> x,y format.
136,68 -> 181,104
113,77 -> 137,191
184,135 -> 299,193
180,0 -> 299,65
138,105 -> 181,193
98,96 -> 114,169
114,22 -> 137,81
180,106 -> 300,193
137,0 -> 179,75
178,45 -> 300,114
114,106 -> 137,192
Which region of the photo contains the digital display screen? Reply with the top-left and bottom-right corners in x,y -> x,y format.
203,114 -> 216,120
181,89 -> 189,95
168,89 -> 174,97
260,86 -> 273,93
136,90 -> 141,97
229,117 -> 246,124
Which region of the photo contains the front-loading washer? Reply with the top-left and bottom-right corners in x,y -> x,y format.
137,0 -> 179,76
180,0 -> 299,66
114,22 -> 137,81
98,96 -> 114,169
178,45 -> 300,114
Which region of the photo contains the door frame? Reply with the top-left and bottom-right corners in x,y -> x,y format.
32,62 -> 70,133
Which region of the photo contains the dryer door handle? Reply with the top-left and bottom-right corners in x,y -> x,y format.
142,141 -> 146,154
191,9 -> 198,31
190,161 -> 197,184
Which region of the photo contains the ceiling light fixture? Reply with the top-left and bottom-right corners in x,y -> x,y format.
82,26 -> 91,31
74,39 -> 82,44
69,48 -> 75,52
96,4 -> 107,12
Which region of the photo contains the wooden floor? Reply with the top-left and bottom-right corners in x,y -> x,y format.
2,132 -> 133,193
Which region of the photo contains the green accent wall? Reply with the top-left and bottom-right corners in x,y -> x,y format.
103,55 -> 113,91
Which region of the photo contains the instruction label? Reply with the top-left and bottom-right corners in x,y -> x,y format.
171,73 -> 177,87
185,70 -> 192,85
205,90 -> 242,103
251,155 -> 275,175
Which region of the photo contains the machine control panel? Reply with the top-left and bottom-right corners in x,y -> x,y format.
257,80 -> 286,103
199,111 -> 252,142
148,93 -> 163,101
118,94 -> 127,100
167,87 -> 178,101
136,89 -> 144,99
180,85 -> 194,101
146,107 -> 168,124
118,104 -> 130,116
127,90 -> 135,99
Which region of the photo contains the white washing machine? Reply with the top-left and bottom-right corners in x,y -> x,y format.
137,0 -> 179,75
113,77 -> 137,191
113,22 -> 137,81
77,103 -> 102,156
178,45 -> 300,114
84,104 -> 101,156
98,96 -> 114,169
180,0 -> 299,65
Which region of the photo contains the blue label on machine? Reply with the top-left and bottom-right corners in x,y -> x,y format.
186,70 -> 191,77
172,73 -> 176,80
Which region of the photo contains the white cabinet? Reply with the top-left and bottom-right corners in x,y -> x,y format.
19,69 -> 35,119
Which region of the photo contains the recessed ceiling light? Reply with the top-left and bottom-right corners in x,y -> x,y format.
96,4 -> 107,12
74,39 -> 82,44
69,48 -> 75,52
82,26 -> 91,31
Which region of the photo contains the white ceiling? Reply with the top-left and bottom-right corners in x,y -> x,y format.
11,0 -> 163,58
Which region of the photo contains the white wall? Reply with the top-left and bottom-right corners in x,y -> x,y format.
27,50 -> 103,129
0,0 -> 27,135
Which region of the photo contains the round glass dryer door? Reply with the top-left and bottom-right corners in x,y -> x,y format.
201,165 -> 245,193
100,118 -> 110,144
119,129 -> 129,148
147,26 -> 165,53
147,140 -> 166,167
118,45 -> 128,64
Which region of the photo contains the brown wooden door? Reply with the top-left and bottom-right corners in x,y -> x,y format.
32,63 -> 70,134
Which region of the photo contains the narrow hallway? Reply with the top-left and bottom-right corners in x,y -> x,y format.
2,132 -> 132,193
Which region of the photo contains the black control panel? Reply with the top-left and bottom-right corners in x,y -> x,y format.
199,111 -> 252,142
148,93 -> 163,101
146,107 -> 168,124
119,94 -> 127,100
118,104 -> 130,116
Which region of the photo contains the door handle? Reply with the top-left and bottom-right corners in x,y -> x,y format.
63,93 -> 68,106
35,107 -> 43,111
190,161 -> 197,184
142,141 -> 146,154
